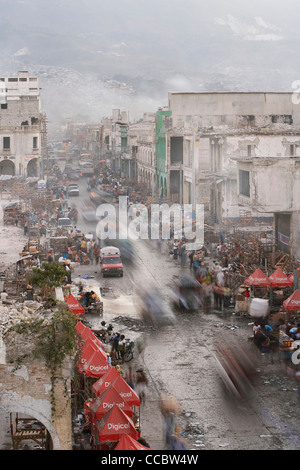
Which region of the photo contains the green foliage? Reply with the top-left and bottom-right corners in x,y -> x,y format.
28,262 -> 66,290
11,309 -> 77,418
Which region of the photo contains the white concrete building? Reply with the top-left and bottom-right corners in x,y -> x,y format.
128,113 -> 156,189
0,71 -> 47,177
163,92 -> 300,261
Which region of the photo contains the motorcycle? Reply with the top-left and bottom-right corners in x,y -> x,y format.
92,323 -> 114,343
124,339 -> 135,362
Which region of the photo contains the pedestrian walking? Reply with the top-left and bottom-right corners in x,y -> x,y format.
125,365 -> 135,389
135,369 -> 148,405
94,246 -> 100,264
117,334 -> 126,363
111,332 -> 121,360
180,245 -> 187,267
24,220 -> 28,235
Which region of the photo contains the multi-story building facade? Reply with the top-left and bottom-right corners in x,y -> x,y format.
0,71 -> 47,177
159,91 -> 300,261
128,113 -> 156,188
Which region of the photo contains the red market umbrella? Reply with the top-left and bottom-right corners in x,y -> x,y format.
95,404 -> 138,443
75,321 -> 86,334
283,289 -> 300,311
115,434 -> 150,450
81,337 -> 107,359
288,273 -> 294,283
84,350 -> 111,378
93,367 -> 140,407
77,342 -> 98,373
244,268 -> 271,287
77,339 -> 107,374
268,268 -> 293,287
92,367 -> 122,395
65,294 -> 85,314
90,385 -> 134,420
81,328 -> 105,349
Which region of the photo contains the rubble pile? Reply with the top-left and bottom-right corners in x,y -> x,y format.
0,300 -> 45,337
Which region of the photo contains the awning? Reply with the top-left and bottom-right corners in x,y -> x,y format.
65,294 -> 85,314
268,268 -> 293,287
115,434 -> 150,450
244,268 -> 271,287
90,385 -> 134,419
283,289 -> 300,311
95,405 -> 138,443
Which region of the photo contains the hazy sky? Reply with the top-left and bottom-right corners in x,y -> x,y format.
1,0 -> 300,129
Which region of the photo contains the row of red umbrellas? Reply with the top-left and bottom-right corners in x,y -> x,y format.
75,321 -> 150,450
244,267 -> 300,311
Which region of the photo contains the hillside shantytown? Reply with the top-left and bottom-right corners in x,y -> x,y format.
0,70 -> 299,451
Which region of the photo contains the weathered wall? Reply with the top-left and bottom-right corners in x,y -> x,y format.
0,342 -> 73,450
168,92 -> 300,127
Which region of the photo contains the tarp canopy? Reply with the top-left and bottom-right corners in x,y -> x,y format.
95,405 -> 138,443
90,384 -> 134,419
244,268 -> 271,287
288,273 -> 294,283
283,289 -> 300,311
114,434 -> 150,450
65,294 -> 85,314
268,268 -> 293,287
92,367 -> 140,407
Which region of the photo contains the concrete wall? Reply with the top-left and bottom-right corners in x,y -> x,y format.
168,92 -> 300,127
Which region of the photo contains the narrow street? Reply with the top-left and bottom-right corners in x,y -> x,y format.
69,178 -> 300,451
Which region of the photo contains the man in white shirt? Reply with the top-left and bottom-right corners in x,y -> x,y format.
1,290 -> 8,302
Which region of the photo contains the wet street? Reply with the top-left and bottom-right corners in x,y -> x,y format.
70,178 -> 300,450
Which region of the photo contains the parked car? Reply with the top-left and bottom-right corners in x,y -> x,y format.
68,184 -> 79,196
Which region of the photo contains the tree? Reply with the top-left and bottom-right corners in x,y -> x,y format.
28,262 -> 67,297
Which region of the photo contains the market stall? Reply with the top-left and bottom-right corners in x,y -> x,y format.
268,268 -> 294,310
283,289 -> 300,313
235,268 -> 270,315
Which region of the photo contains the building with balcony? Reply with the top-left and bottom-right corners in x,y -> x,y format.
0,71 -> 47,177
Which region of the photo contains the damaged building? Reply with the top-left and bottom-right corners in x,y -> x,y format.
156,92 -> 300,262
0,71 -> 47,178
